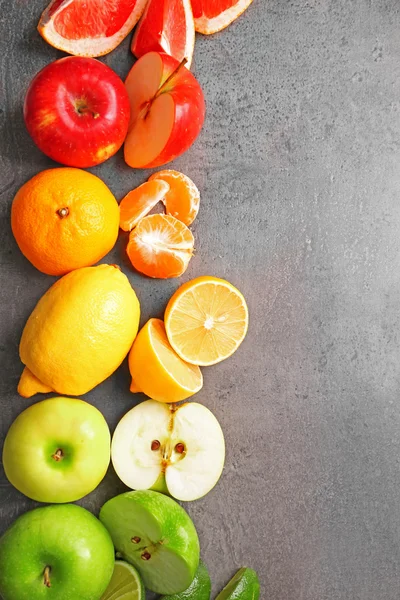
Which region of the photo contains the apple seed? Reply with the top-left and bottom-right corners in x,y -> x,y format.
131,536 -> 141,544
175,443 -> 185,454
151,440 -> 161,451
141,551 -> 151,561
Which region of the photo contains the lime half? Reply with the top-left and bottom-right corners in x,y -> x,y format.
101,560 -> 145,600
216,567 -> 260,600
161,560 -> 211,599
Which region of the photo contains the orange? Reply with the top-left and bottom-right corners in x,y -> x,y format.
127,214 -> 194,279
119,180 -> 170,232
11,168 -> 119,276
131,0 -> 195,68
38,0 -> 148,57
149,170 -> 200,226
191,0 -> 254,34
165,276 -> 249,365
129,318 -> 203,402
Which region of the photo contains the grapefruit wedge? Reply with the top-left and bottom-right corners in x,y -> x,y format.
191,0 -> 254,34
132,0 -> 195,68
124,52 -> 205,169
38,0 -> 148,57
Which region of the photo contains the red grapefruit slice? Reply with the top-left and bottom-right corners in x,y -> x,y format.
131,0 -> 195,68
191,0 -> 254,34
38,0 -> 148,57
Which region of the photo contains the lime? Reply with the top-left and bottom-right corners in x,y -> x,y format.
216,567 -> 260,600
161,560 -> 211,599
101,560 -> 145,600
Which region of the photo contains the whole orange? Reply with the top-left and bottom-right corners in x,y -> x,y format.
11,168 -> 120,276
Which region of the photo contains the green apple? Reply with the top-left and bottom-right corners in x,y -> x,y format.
111,400 -> 225,501
3,396 -> 110,502
0,504 -> 115,600
100,490 -> 200,595
161,560 -> 211,600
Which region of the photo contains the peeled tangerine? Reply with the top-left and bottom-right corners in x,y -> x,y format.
18,264 -> 140,397
112,400 -> 225,502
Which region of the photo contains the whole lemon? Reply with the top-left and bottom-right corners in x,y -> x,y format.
18,264 -> 140,397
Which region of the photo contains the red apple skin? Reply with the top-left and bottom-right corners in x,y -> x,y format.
125,52 -> 205,169
24,57 -> 130,168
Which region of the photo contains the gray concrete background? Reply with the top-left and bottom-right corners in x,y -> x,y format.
1,0 -> 400,598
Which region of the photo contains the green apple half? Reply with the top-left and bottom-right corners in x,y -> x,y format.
3,396 -> 111,503
100,490 -> 200,595
111,400 -> 225,501
0,504 -> 114,600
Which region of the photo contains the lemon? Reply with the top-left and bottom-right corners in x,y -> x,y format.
18,264 -> 140,397
101,561 -> 145,600
128,318 -> 203,403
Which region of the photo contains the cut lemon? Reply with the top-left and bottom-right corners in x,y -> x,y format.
165,276 -> 249,366
101,560 -> 145,600
129,318 -> 203,402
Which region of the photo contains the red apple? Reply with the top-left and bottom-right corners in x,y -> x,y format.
24,57 -> 130,168
124,52 -> 205,169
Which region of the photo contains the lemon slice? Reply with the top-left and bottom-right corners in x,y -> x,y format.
165,276 -> 249,366
101,561 -> 145,600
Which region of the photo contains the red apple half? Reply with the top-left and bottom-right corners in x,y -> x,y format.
24,57 -> 130,168
124,52 -> 205,169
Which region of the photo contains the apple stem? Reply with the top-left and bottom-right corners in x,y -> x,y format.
155,58 -> 188,99
52,449 -> 63,462
77,106 -> 100,119
141,58 -> 188,121
43,566 -> 51,588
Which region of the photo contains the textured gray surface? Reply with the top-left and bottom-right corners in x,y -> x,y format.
1,0 -> 400,598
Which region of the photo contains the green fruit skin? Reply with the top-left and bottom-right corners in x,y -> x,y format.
161,560 -> 211,600
2,397 -> 110,503
0,504 -> 115,600
216,567 -> 260,600
100,490 -> 200,595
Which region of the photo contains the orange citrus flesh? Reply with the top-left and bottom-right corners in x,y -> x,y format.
38,0 -> 148,57
127,214 -> 194,279
191,0 -> 254,34
149,170 -> 200,226
129,318 -> 203,402
165,276 -> 249,366
119,180 -> 170,232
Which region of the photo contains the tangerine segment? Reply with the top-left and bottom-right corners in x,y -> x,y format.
191,0 -> 254,34
119,180 -> 170,232
165,276 -> 249,366
127,214 -> 194,279
129,318 -> 203,402
148,170 -> 200,226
